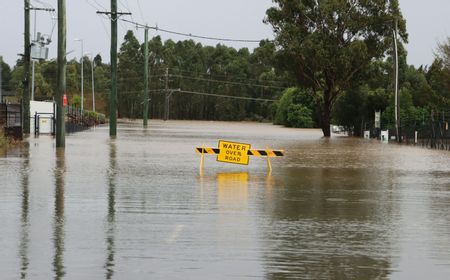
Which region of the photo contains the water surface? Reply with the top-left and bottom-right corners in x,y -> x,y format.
0,120 -> 449,279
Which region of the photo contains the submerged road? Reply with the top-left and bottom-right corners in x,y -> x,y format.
1,120 -> 449,279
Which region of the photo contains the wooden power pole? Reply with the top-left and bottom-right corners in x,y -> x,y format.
56,0 -> 66,148
23,0 -> 31,135
110,0 -> 118,137
98,1 -> 131,137
143,27 -> 149,128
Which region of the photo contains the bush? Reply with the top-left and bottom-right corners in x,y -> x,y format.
287,104 -> 314,128
83,110 -> 106,124
72,95 -> 81,108
274,87 -> 316,127
0,127 -> 9,149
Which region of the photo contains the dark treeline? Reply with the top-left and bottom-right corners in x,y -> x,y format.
3,31 -> 293,122
117,31 -> 292,121
2,21 -> 450,134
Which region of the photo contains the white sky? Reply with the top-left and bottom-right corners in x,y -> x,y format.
0,0 -> 449,68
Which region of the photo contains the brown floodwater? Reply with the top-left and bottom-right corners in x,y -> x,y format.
0,120 -> 449,279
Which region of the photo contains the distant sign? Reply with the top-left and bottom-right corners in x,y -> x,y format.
375,111 -> 381,128
217,140 -> 251,165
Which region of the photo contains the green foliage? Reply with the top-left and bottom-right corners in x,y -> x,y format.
266,0 -> 407,136
275,87 -> 315,128
9,65 -> 24,96
0,127 -> 9,149
382,88 -> 429,129
333,84 -> 390,135
287,104 -> 314,128
6,31 -> 287,122
1,59 -> 11,92
84,110 -> 106,124
72,94 -> 81,108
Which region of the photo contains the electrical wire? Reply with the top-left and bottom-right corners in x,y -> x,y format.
84,0 -> 111,38
117,18 -> 265,43
136,0 -> 145,24
178,90 -> 277,102
118,89 -> 278,102
170,74 -> 286,90
149,66 -> 289,87
114,74 -> 286,91
92,0 -> 107,11
31,0 -> 56,41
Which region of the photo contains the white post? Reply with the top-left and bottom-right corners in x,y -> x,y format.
31,60 -> 35,100
393,20 -> 400,142
91,56 -> 95,112
81,41 -> 84,111
75,38 -> 84,111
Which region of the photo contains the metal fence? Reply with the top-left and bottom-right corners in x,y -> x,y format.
367,111 -> 450,151
0,103 -> 22,139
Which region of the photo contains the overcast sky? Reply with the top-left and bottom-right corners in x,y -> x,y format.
1,0 -> 449,68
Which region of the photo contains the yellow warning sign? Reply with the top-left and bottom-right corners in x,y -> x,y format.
217,140 -> 251,165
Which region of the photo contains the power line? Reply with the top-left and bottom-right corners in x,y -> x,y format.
178,90 -> 277,102
136,0 -> 145,24
120,88 -> 277,102
117,18 -> 266,43
152,66 -> 289,87
170,74 -> 286,90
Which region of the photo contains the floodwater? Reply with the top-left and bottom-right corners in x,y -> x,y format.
0,120 -> 449,280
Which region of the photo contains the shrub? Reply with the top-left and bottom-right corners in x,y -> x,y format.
287,104 -> 314,128
274,87 -> 316,127
72,95 -> 81,108
0,127 -> 9,149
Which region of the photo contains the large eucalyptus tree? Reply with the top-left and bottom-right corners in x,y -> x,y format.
266,0 -> 407,136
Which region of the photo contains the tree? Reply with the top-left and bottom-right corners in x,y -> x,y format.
118,30 -> 144,118
265,0 -> 407,136
275,87 -> 316,127
1,59 -> 12,92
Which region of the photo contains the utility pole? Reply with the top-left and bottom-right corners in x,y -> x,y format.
31,8 -> 36,101
143,27 -> 149,128
30,7 -> 55,101
164,68 -> 169,121
97,2 -> 131,137
23,0 -> 31,135
56,0 -> 66,148
393,19 -> 400,143
110,0 -> 117,137
91,55 -> 95,112
74,39 -> 84,111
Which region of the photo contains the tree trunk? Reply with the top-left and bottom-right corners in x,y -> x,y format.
321,90 -> 332,137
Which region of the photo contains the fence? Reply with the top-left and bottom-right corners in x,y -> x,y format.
367,111 -> 450,151
0,103 -> 22,139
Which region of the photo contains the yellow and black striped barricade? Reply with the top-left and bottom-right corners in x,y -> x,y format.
196,140 -> 284,172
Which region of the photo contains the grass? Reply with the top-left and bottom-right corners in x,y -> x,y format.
0,127 -> 8,149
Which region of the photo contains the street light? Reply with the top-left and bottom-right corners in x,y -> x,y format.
85,53 -> 96,112
74,38 -> 84,111
388,0 -> 400,142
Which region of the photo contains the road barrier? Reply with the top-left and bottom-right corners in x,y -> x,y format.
196,140 -> 285,172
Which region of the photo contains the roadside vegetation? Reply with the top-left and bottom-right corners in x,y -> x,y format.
0,127 -> 9,149
2,0 -> 449,137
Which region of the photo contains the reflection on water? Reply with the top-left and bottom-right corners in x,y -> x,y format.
0,121 -> 449,279
105,140 -> 116,279
261,167 -> 395,279
216,172 -> 249,206
53,148 -> 66,279
19,144 -> 30,279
